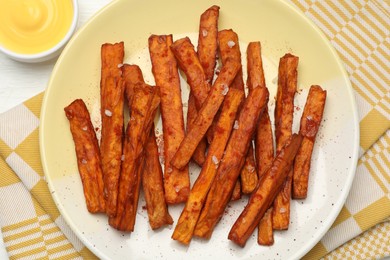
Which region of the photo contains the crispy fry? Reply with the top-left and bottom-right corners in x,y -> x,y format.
143,124 -> 174,229
100,42 -> 125,217
109,86 -> 160,231
240,144 -> 258,194
65,99 -> 106,213
148,35 -> 190,204
194,86 -> 269,239
172,88 -> 244,245
187,93 -> 207,166
293,85 -> 326,199
272,53 -> 299,230
228,134 -> 303,247
197,5 -> 219,83
247,41 -> 275,245
122,64 -> 144,107
171,58 -> 241,170
171,37 -> 210,109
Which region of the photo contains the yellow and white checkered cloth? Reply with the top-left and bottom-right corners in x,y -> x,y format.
0,0 -> 388,259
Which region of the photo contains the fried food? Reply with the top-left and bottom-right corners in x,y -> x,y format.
172,88 -> 244,245
194,85 -> 269,239
293,85 -> 326,199
100,42 -> 125,217
64,99 -> 106,213
148,34 -> 190,204
228,134 -> 303,247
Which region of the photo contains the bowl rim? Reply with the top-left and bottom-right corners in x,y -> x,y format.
0,0 -> 79,62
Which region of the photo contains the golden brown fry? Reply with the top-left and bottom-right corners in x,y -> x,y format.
247,41 -> 275,245
240,145 -> 258,194
258,208 -> 274,246
148,34 -> 190,204
122,64 -> 145,107
65,99 -> 106,213
100,42 -> 125,217
171,58 -> 241,170
228,134 -> 303,247
272,53 -> 299,230
293,85 -> 326,199
194,86 -> 269,239
143,124 -> 174,229
172,88 -> 244,245
187,93 -> 207,166
197,5 -> 219,83
171,37 -> 210,109
109,86 -> 160,231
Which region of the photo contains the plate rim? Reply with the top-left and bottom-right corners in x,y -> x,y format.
39,0 -> 360,259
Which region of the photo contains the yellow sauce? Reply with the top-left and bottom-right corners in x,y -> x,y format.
0,0 -> 74,54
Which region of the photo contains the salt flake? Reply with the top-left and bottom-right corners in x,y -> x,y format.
202,29 -> 208,37
104,109 -> 112,117
279,207 -> 287,213
221,84 -> 229,96
81,159 -> 87,164
227,40 -> 235,48
233,120 -> 239,130
82,126 -> 88,131
212,155 -> 219,165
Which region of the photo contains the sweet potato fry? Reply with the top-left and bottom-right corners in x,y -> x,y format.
258,208 -> 274,245
186,93 -> 207,166
171,58 -> 241,170
197,5 -> 219,83
148,35 -> 190,204
240,144 -> 258,194
122,64 -> 144,107
247,41 -> 275,245
171,37 -> 210,166
293,85 -> 326,199
194,85 -> 269,239
171,37 -> 210,109
172,88 -> 244,245
228,134 -> 303,247
109,86 -> 160,231
272,53 -> 299,230
65,99 -> 106,213
219,30 -> 257,194
231,179 -> 242,201
143,124 -> 174,229
100,42 -> 125,217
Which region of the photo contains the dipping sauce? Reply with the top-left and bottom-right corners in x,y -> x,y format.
0,0 -> 74,54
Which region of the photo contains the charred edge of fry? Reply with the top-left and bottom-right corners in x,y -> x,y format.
197,5 -> 220,83
293,85 -> 326,199
143,124 -> 174,230
172,88 -> 244,245
228,134 -> 303,247
193,86 -> 269,239
64,99 -> 106,213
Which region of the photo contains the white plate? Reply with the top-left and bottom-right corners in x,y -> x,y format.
40,0 -> 359,259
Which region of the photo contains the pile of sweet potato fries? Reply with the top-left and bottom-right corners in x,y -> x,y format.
64,5 -> 327,247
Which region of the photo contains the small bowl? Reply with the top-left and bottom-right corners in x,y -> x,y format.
0,0 -> 79,63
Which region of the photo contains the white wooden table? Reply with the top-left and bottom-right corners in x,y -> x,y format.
0,1 -> 111,257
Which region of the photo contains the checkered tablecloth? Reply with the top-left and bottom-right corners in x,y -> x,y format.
0,0 -> 389,259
